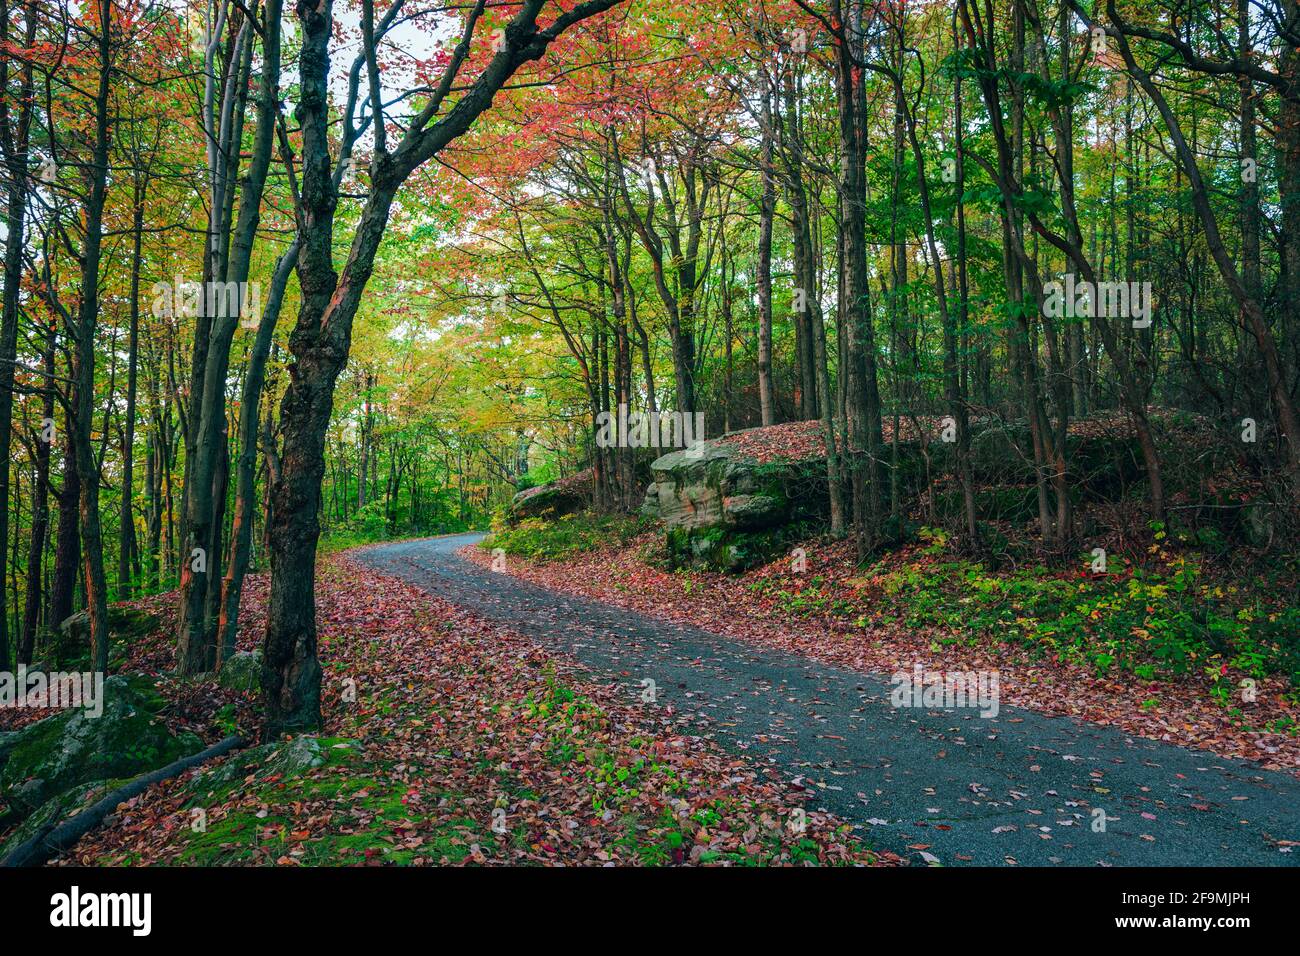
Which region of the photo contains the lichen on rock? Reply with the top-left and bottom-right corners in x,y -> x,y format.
642,427 -> 827,571
217,649 -> 262,693
0,675 -> 201,823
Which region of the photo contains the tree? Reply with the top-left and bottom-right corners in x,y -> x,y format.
261,0 -> 623,737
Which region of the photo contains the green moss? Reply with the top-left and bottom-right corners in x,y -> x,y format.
0,779 -> 114,858
176,741 -> 480,866
106,607 -> 159,639
665,525 -> 797,573
0,675 -> 201,818
183,736 -> 360,805
485,513 -> 650,562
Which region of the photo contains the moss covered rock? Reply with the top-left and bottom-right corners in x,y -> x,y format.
643,437 -> 816,532
508,471 -> 592,524
0,731 -> 18,770
0,675 -> 201,821
664,524 -> 793,573
184,736 -> 360,802
644,431 -> 828,571
0,779 -> 114,859
51,606 -> 158,669
217,650 -> 262,693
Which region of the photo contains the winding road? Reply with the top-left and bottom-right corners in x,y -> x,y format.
356,534 -> 1300,867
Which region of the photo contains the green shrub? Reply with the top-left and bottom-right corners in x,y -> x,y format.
483,512 -> 650,562
866,552 -> 1300,687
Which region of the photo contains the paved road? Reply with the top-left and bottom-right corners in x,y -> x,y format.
356,534 -> 1300,867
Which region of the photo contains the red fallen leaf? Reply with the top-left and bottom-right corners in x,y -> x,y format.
467,493 -> 1300,781
907,843 -> 931,850
43,556 -> 888,868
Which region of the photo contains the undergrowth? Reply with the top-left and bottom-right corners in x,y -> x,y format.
482,513 -> 651,562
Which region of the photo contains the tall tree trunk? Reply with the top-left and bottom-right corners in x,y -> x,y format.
756,81 -> 776,426
118,192 -> 145,597
69,0 -> 115,674
19,321 -> 55,664
834,0 -> 884,555
780,66 -> 820,421
218,243 -> 298,663
0,0 -> 36,669
50,418 -> 80,631
261,0 -> 621,737
178,0 -> 281,673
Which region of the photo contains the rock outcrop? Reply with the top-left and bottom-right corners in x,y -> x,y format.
217,649 -> 262,693
641,423 -> 834,571
639,414 -> 1196,568
47,606 -> 158,670
508,469 -> 593,524
0,779 -> 117,860
0,675 -> 201,824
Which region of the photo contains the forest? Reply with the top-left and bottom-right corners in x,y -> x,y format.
0,0 -> 1297,877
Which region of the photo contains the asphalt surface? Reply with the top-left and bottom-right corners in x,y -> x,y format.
356,534 -> 1300,867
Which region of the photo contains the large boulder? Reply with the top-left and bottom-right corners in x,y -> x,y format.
642,440 -> 812,530
51,606 -> 158,669
508,469 -> 593,524
0,779 -> 114,860
641,423 -> 835,571
217,650 -> 262,693
0,674 -> 201,822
